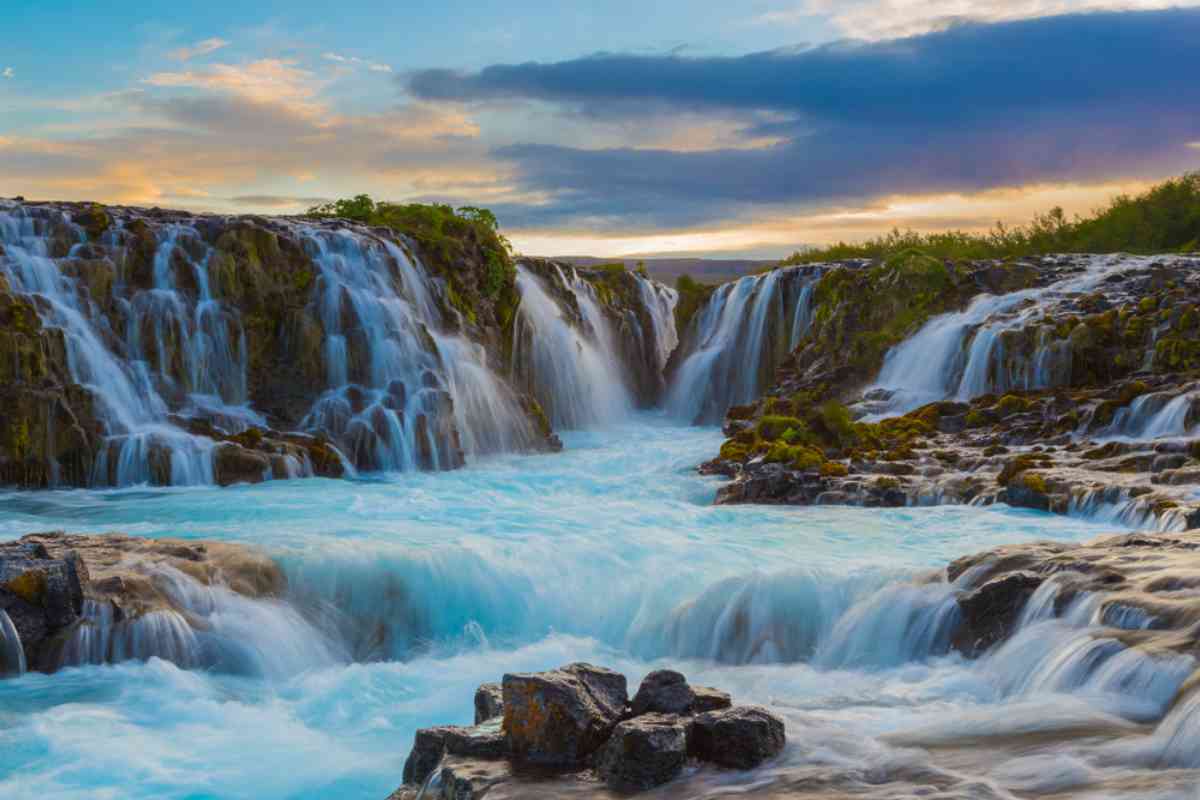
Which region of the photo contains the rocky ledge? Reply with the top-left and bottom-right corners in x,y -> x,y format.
0,531 -> 278,672
706,253 -> 1200,529
941,527 -> 1200,658
388,664 -> 784,799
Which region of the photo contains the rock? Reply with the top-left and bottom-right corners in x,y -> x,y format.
631,669 -> 693,716
596,713 -> 688,793
691,685 -> 734,714
689,706 -> 786,769
951,571 -> 1043,657
0,540 -> 85,665
212,443 -> 271,487
401,720 -> 506,786
390,757 -> 512,800
630,669 -> 731,716
474,682 -> 504,724
502,662 -> 628,766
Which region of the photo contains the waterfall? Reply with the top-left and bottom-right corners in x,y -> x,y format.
870,255 -> 1173,416
0,609 -> 25,677
510,264 -> 633,428
297,227 -> 537,471
666,266 -> 819,425
635,275 -> 679,373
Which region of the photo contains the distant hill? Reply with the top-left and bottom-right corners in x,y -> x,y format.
556,256 -> 773,285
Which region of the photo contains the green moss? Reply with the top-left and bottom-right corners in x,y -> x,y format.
1021,472 -> 1049,494
757,415 -> 806,441
820,461 -> 849,478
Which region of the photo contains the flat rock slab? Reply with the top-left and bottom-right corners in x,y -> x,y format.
503,662 -> 628,766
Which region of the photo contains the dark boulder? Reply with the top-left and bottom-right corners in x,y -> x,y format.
630,669 -> 731,716
689,706 -> 786,770
0,540 -> 85,666
502,662 -> 627,766
951,570 -> 1044,657
596,713 -> 688,793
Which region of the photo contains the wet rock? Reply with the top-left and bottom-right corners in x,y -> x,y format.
596,713 -> 688,793
401,720 -> 506,787
502,662 -> 628,766
474,682 -> 503,724
952,571 -> 1043,657
389,757 -> 512,800
630,669 -> 731,716
0,540 -> 85,666
212,443 -> 271,486
689,706 -> 786,769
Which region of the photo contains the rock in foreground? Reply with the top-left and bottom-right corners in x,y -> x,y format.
392,665 -> 786,798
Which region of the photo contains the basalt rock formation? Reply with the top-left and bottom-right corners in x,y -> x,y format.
0,199 -> 674,488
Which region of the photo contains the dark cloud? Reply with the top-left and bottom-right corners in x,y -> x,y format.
406,9 -> 1200,230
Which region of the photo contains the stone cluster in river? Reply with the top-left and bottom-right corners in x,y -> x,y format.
390,664 -> 783,798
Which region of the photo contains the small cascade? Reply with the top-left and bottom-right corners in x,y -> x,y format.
666,266 -> 819,424
1101,389 -> 1199,440
510,264 -> 633,428
0,609 -> 26,677
49,566 -> 340,679
870,255 -> 1167,416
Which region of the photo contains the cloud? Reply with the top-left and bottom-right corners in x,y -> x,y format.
405,8 -> 1200,230
143,58 -> 324,114
323,52 -> 392,73
759,0 -> 1200,38
168,37 -> 230,61
2,67 -> 13,79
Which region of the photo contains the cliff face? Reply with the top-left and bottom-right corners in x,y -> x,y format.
0,200 -> 673,488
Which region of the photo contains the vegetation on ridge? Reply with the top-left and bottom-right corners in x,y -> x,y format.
780,173 -> 1200,265
307,196 -> 518,324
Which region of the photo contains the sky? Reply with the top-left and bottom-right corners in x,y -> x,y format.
2,1 -> 1199,258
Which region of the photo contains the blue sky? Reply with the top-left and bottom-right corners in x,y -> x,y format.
3,1 -> 1199,257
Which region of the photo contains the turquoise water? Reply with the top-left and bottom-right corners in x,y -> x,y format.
0,417 -> 1153,798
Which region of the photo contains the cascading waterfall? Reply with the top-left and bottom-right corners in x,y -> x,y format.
510,264 -> 634,428
0,204 -> 221,486
635,276 -> 679,373
870,255 -> 1169,416
297,227 -> 536,471
0,609 -> 25,677
666,265 -> 820,424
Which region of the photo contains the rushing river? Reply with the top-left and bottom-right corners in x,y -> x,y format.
4,416 -> 1177,800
